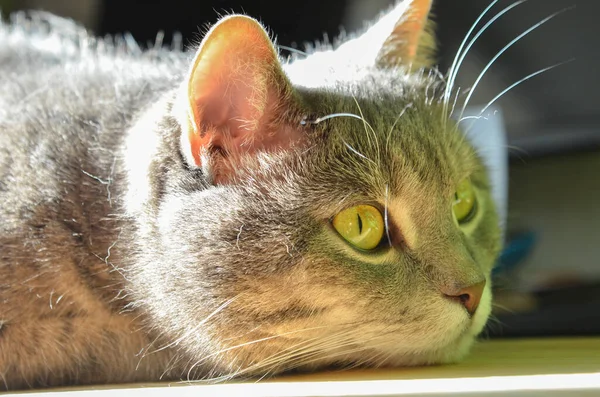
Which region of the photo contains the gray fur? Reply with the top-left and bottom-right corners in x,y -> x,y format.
0,7 -> 500,390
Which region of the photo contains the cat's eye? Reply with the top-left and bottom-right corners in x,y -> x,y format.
453,179 -> 477,223
332,205 -> 384,250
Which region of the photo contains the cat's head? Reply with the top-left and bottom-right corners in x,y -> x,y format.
126,0 -> 501,379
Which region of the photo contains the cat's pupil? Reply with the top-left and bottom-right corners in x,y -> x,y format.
357,214 -> 363,234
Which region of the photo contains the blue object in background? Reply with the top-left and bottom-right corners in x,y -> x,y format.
493,232 -> 538,277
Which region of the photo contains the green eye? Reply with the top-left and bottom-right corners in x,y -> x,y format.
332,205 -> 384,250
453,178 -> 477,223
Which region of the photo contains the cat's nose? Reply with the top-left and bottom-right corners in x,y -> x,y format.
442,280 -> 486,315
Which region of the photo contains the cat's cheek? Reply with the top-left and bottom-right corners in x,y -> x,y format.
428,286 -> 493,365
437,281 -> 493,365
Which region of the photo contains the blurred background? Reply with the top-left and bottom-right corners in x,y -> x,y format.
1,0 -> 598,338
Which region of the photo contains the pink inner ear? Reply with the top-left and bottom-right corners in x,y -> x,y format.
191,29 -> 269,130
186,15 -> 303,177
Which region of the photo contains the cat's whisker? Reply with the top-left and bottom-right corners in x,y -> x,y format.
447,0 -> 528,118
286,339 -> 375,372
386,103 -> 413,152
254,367 -> 274,383
491,302 -> 517,315
458,6 -> 574,121
342,140 -> 376,165
504,145 -> 529,157
458,115 -> 489,124
228,326 -> 361,380
135,328 -> 167,371
308,112 -> 362,124
262,335 -> 359,375
481,314 -> 505,337
465,59 -> 574,131
351,348 -> 388,370
487,313 -> 505,324
443,0 -> 500,114
298,325 -> 386,363
0,370 -> 9,391
185,324 -> 330,380
145,296 -> 238,356
384,185 -> 392,248
239,336 -> 334,377
370,339 -> 399,369
159,352 -> 184,380
352,96 -> 379,162
245,327 -> 356,368
186,328 -> 350,383
277,45 -> 308,57
333,333 -> 393,371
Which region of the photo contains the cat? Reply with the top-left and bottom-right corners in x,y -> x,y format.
0,0 -> 501,390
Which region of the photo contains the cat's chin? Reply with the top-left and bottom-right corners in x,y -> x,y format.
287,312 -> 485,374
400,285 -> 494,366
209,330 -> 478,380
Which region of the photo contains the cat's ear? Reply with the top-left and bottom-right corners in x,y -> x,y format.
345,0 -> 436,70
181,15 -> 299,183
377,0 -> 436,69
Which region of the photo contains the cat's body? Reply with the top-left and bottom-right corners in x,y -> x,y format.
0,0 -> 501,390
0,14 -> 187,388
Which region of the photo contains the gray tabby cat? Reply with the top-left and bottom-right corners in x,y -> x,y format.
0,0 -> 501,390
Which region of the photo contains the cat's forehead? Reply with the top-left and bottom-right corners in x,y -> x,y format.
299,86 -> 484,197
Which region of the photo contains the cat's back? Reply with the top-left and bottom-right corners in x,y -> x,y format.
0,12 -> 189,225
0,11 -> 189,88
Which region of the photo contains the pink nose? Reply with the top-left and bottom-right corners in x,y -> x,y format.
442,280 -> 486,315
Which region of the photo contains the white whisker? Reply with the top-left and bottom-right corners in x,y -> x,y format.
342,140 -> 376,165
185,324 -> 329,381
159,353 -> 183,380
252,326 -> 359,369
386,103 -> 413,151
214,326 -> 361,381
467,59 -> 574,130
287,342 -> 372,371
146,297 -> 237,356
458,115 -> 489,123
277,45 -> 308,57
352,96 -> 379,162
458,6 -> 574,120
444,0 -> 500,114
304,112 -> 363,124
447,0 -> 528,117
246,336 -> 325,371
